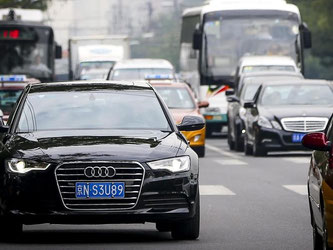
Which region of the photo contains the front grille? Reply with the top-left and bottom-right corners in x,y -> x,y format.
143,194 -> 189,212
55,162 -> 145,211
281,117 -> 328,133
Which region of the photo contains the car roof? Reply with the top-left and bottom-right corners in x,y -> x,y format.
260,79 -> 331,86
239,56 -> 297,67
28,80 -> 153,92
241,70 -> 303,78
112,59 -> 174,70
150,81 -> 189,88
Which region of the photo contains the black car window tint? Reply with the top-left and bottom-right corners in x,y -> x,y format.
326,115 -> 333,141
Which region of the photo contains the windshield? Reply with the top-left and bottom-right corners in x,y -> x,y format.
242,65 -> 296,73
17,90 -> 171,132
111,68 -> 174,80
77,61 -> 115,80
260,84 -> 333,106
0,27 -> 52,80
0,89 -> 23,114
154,86 -> 196,109
203,15 -> 299,77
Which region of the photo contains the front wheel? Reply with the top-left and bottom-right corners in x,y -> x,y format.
171,197 -> 200,240
253,137 -> 267,157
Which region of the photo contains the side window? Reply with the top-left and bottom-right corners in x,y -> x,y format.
326,115 -> 333,141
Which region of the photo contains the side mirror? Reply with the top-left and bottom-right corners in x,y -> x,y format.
300,23 -> 312,49
55,44 -> 62,59
227,96 -> 240,103
225,89 -> 235,96
243,101 -> 255,109
0,125 -> 9,134
302,132 -> 331,151
177,116 -> 205,131
192,28 -> 202,50
198,101 -> 209,108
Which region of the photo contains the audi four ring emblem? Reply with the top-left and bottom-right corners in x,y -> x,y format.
84,166 -> 116,178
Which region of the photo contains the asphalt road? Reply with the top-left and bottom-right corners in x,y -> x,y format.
0,136 -> 312,250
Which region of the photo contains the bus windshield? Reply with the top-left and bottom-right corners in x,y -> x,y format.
0,27 -> 52,80
203,15 -> 299,77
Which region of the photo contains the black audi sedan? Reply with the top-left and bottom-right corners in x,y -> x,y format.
242,79 -> 333,156
0,81 -> 204,240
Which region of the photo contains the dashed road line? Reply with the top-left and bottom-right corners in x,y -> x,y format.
214,159 -> 248,166
283,185 -> 308,195
282,158 -> 310,164
205,143 -> 240,159
200,185 -> 236,196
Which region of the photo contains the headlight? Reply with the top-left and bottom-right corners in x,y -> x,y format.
6,159 -> 50,174
239,107 -> 247,120
271,120 -> 282,130
258,116 -> 272,129
147,156 -> 190,173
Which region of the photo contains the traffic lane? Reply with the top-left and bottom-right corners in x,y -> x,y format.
201,138 -> 312,249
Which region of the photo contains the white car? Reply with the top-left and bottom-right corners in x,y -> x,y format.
107,59 -> 175,81
234,56 -> 300,88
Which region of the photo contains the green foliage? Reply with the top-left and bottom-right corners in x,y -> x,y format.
0,0 -> 50,10
131,0 -> 205,71
288,0 -> 333,79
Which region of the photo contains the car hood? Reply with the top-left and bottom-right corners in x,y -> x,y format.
258,105 -> 333,120
8,130 -> 182,163
170,109 -> 201,124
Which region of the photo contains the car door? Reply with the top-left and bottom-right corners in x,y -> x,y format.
244,86 -> 261,144
309,116 -> 333,229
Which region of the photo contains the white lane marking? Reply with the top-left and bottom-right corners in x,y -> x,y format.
205,143 -> 240,159
200,185 -> 236,196
282,158 -> 310,164
214,159 -> 247,166
283,185 -> 308,195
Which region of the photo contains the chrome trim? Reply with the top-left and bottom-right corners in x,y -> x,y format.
54,161 -> 146,211
281,117 -> 328,133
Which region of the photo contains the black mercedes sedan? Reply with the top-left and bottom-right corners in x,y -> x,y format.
242,79 -> 333,156
0,81 -> 204,240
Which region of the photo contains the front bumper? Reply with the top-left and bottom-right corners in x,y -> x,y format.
203,113 -> 228,125
255,127 -> 309,152
181,127 -> 206,148
1,163 -> 198,225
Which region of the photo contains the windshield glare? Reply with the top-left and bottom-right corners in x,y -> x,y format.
203,16 -> 298,76
260,84 -> 333,106
155,87 -> 195,109
18,90 -> 171,132
111,68 -> 174,80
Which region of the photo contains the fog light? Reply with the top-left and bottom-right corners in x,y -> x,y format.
262,139 -> 272,143
194,135 -> 201,142
242,129 -> 246,134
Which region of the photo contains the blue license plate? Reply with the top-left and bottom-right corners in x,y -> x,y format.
75,182 -> 125,199
292,133 -> 306,143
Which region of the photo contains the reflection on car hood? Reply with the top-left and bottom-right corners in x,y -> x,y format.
170,109 -> 201,124
9,130 -> 182,163
258,105 -> 333,120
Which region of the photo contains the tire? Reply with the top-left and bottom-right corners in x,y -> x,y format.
156,222 -> 172,232
234,125 -> 244,152
206,127 -> 213,138
322,218 -> 333,250
227,123 -> 235,150
244,135 -> 252,156
253,137 -> 267,157
194,146 -> 205,158
171,196 -> 200,240
313,225 -> 323,250
0,220 -> 22,240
